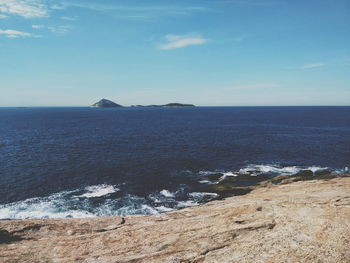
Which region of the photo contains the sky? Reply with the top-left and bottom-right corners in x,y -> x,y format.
0,0 -> 349,106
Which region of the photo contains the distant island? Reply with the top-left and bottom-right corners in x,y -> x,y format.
91,99 -> 195,108
91,99 -> 123,108
131,103 -> 195,107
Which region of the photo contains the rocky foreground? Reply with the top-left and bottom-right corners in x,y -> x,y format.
1,177 -> 350,263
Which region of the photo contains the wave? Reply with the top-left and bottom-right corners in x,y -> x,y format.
0,164 -> 347,219
75,184 -> 119,198
198,164 -> 346,184
0,186 -> 218,220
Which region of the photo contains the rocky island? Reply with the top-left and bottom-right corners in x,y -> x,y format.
91,99 -> 123,108
91,100 -> 195,108
131,103 -> 195,107
163,103 -> 195,107
1,174 -> 349,263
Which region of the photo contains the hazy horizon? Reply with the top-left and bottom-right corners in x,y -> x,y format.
1,0 -> 349,107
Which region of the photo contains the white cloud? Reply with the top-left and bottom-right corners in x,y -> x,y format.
32,24 -> 44,29
50,4 -> 64,10
301,63 -> 326,69
0,0 -> 48,18
0,13 -> 8,18
48,25 -> 71,35
159,34 -> 207,50
0,28 -> 38,38
60,16 -> 76,21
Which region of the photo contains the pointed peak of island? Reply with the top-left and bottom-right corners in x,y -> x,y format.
91,99 -> 123,108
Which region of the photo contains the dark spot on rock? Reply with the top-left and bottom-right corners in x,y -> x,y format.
0,229 -> 24,244
314,169 -> 332,176
294,170 -> 313,178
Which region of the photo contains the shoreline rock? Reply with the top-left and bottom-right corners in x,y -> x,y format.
1,176 -> 349,262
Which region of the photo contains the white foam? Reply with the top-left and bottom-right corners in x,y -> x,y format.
223,171 -> 238,177
308,166 -> 327,173
238,164 -> 325,176
177,200 -> 199,208
76,184 -> 119,198
199,180 -> 212,184
140,205 -> 160,215
239,164 -> 300,176
155,206 -> 174,212
0,193 -> 95,220
189,192 -> 218,199
160,189 -> 175,198
334,166 -> 349,174
199,164 -> 333,185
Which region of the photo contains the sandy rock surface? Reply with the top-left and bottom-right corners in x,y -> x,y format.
1,177 -> 349,263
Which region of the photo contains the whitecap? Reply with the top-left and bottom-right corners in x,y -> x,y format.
176,200 -> 199,208
188,192 -> 218,199
199,180 -> 212,184
307,166 -> 328,173
155,206 -> 174,212
75,184 -> 119,198
239,164 -> 300,176
160,189 -> 175,198
0,193 -> 95,220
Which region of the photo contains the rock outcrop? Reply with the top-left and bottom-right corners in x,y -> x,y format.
91,99 -> 122,108
1,177 -> 349,263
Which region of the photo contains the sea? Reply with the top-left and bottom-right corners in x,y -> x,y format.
0,106 -> 349,219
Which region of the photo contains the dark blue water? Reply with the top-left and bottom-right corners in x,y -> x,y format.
0,107 -> 349,219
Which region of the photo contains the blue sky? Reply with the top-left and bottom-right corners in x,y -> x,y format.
0,0 -> 349,106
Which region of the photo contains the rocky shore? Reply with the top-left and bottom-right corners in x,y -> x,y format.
1,176 -> 349,263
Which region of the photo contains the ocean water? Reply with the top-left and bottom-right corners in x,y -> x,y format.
0,106 -> 349,219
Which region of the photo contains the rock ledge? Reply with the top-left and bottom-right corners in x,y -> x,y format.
1,177 -> 349,263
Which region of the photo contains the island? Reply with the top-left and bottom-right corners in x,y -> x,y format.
163,103 -> 195,107
131,103 -> 195,107
91,99 -> 123,108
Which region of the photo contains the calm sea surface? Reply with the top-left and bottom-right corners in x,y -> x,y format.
0,106 -> 349,219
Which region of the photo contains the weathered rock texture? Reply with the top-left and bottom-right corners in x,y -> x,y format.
1,177 -> 349,263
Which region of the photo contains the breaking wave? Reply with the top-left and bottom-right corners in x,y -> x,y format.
0,164 -> 347,219
0,184 -> 218,220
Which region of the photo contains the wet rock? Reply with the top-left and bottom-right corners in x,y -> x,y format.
206,173 -> 224,181
0,229 -> 23,244
205,183 -> 254,197
314,169 -> 332,176
294,169 -> 314,178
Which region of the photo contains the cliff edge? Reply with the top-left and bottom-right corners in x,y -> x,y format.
1,177 -> 349,263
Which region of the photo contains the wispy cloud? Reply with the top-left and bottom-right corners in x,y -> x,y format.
60,16 -> 77,21
48,25 -> 71,35
0,13 -> 8,18
50,4 -> 64,10
52,2 -> 208,20
159,34 -> 207,50
0,29 -> 39,38
212,0 -> 280,7
0,0 -> 48,18
301,63 -> 326,69
57,2 -> 208,12
32,24 -> 44,29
